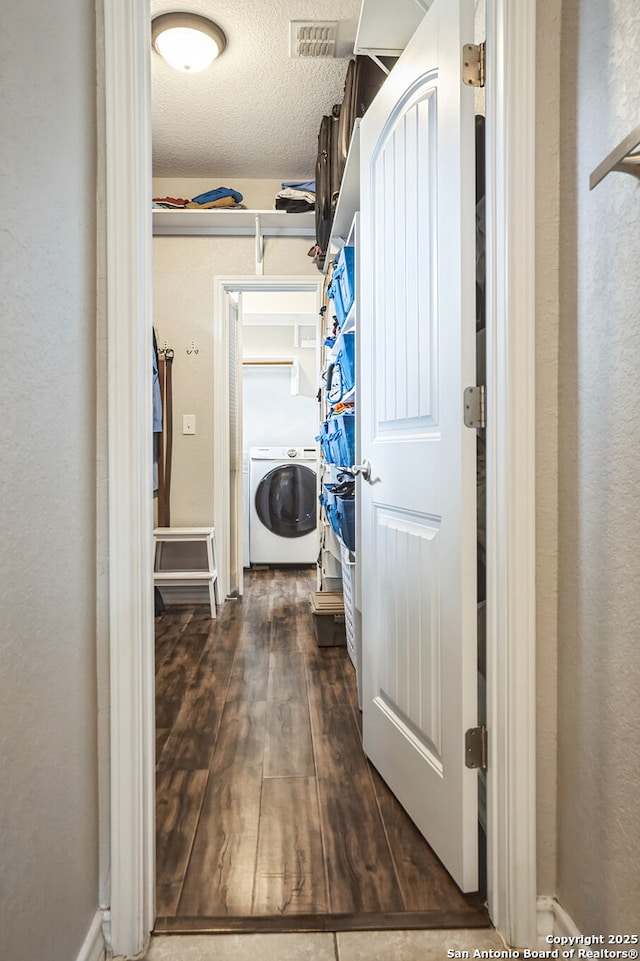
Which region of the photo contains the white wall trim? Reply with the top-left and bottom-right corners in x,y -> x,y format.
213,276 -> 323,598
485,0 -> 538,947
75,911 -> 107,961
103,0 -> 155,957
537,897 -> 582,948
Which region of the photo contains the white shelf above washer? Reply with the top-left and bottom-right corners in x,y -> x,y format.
152,208 -> 315,237
242,357 -> 300,395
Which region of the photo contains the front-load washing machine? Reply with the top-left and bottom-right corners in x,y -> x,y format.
249,446 -> 317,564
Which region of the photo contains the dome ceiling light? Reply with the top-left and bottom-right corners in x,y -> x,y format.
152,13 -> 227,72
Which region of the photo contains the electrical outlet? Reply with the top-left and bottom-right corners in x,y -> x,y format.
183,414 -> 196,435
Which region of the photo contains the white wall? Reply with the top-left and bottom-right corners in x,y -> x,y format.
556,0 -> 640,930
0,2 -> 102,959
242,324 -> 319,451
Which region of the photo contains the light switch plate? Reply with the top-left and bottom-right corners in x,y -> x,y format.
183,414 -> 195,435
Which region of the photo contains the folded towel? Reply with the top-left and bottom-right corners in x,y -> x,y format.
276,187 -> 316,204
152,196 -> 189,207
186,196 -> 240,209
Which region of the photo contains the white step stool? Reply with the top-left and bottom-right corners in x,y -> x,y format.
153,527 -> 221,618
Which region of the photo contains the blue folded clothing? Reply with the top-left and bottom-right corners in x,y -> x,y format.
191,186 -> 243,205
281,180 -> 315,192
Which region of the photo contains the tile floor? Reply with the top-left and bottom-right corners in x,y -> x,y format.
146,927 -> 506,961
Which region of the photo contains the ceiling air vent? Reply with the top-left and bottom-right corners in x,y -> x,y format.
289,21 -> 338,58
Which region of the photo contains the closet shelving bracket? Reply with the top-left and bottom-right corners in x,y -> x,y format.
255,214 -> 264,275
589,123 -> 640,190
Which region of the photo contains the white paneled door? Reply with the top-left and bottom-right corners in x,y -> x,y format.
359,0 -> 479,891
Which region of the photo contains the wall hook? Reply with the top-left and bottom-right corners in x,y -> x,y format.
187,340 -> 199,355
590,122 -> 640,189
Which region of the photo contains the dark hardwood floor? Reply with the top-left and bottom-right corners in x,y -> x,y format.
154,568 -> 489,933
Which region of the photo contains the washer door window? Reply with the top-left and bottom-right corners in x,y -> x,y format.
254,464 -> 317,538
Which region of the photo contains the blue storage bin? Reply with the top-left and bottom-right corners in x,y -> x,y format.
336,491 -> 356,551
326,330 -> 355,406
315,422 -> 333,465
322,410 -> 355,468
319,483 -> 330,519
320,417 -> 344,466
322,418 -> 337,465
325,418 -> 342,466
327,246 -> 355,326
323,485 -> 341,537
327,417 -> 343,465
321,480 -> 353,541
333,409 -> 355,467
322,480 -> 355,547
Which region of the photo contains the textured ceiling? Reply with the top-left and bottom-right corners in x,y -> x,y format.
151,0 -> 362,179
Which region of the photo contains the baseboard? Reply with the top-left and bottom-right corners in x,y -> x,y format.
537,897 -> 582,948
76,911 -> 106,961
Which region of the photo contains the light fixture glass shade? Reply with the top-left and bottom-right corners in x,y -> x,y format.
152,13 -> 226,72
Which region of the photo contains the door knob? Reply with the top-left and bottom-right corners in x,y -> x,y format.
343,459 -> 371,482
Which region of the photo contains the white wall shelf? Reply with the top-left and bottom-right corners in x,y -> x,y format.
152,208 -> 315,238
355,0 -> 430,57
327,120 -> 361,261
341,303 -> 356,335
242,357 -> 300,395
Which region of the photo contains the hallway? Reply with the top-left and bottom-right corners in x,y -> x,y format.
155,569 -> 488,932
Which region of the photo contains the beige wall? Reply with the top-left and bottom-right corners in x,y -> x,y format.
0,1 -> 101,959
535,0 -> 640,921
152,198 -> 318,527
536,0 -> 562,900
556,0 -> 640,930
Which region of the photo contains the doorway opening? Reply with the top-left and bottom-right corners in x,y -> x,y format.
213,277 -> 324,600
235,285 -> 321,593
103,0 -> 539,953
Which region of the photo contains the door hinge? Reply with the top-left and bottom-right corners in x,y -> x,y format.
463,385 -> 486,429
462,42 -> 485,88
465,725 -> 488,770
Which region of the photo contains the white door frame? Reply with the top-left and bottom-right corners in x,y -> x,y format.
213,276 -> 324,599
484,0 -> 537,947
228,294 -> 244,598
101,1 -> 155,957
102,0 -> 537,955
